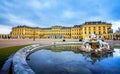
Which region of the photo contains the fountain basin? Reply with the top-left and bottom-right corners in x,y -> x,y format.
12,44 -> 50,74
27,44 -> 120,74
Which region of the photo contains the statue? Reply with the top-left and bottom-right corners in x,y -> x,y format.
80,34 -> 113,53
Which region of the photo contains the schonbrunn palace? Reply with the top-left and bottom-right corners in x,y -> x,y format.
1,21 -> 119,40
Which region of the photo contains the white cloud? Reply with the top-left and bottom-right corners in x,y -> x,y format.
62,10 -> 76,19
7,14 -> 37,26
0,25 -> 12,34
0,0 -> 120,31
111,21 -> 120,32
27,0 -> 56,10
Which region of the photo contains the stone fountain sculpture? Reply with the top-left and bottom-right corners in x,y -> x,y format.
80,34 -> 113,53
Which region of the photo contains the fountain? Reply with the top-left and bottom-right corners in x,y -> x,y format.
27,44 -> 120,74
80,34 -> 114,53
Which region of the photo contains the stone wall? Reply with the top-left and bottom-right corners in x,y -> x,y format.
12,44 -> 43,74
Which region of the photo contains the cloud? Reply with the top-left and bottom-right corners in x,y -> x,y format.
28,0 -> 49,9
27,0 -> 57,10
0,0 -> 120,34
0,25 -> 12,34
61,10 -> 77,19
7,14 -> 37,26
0,13 -> 37,27
111,21 -> 120,32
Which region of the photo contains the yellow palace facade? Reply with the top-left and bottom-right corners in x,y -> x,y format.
10,21 -> 112,39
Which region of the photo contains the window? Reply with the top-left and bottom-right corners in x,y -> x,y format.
89,32 -> 91,34
108,27 -> 111,29
94,31 -> 96,34
89,27 -> 91,30
99,27 -> 101,30
99,31 -> 101,34
103,26 -> 105,30
103,31 -> 106,34
94,27 -> 95,30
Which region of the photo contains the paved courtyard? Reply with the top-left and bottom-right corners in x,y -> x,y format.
0,39 -> 120,48
0,39 -> 79,48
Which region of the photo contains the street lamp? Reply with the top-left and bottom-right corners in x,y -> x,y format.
33,29 -> 35,41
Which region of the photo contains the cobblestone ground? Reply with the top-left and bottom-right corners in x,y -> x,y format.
0,39 -> 79,48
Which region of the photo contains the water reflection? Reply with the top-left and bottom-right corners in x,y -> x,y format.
27,45 -> 120,74
43,45 -> 114,64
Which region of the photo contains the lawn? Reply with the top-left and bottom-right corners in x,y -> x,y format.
0,45 -> 29,69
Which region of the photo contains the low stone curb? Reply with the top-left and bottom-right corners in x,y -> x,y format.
12,42 -> 81,74
12,44 -> 42,74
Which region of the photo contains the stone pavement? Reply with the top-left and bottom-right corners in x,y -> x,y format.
0,39 -> 79,48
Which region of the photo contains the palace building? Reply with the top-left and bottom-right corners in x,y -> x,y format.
0,34 -> 11,39
10,21 -> 113,39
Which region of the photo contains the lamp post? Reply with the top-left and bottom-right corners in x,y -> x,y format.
33,29 -> 35,41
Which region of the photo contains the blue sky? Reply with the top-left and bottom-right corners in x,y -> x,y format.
0,0 -> 120,34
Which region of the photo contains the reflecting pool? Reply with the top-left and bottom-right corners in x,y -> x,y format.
27,45 -> 120,74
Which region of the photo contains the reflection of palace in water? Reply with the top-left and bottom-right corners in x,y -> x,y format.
46,45 -> 81,52
46,45 -> 113,64
82,52 -> 113,64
